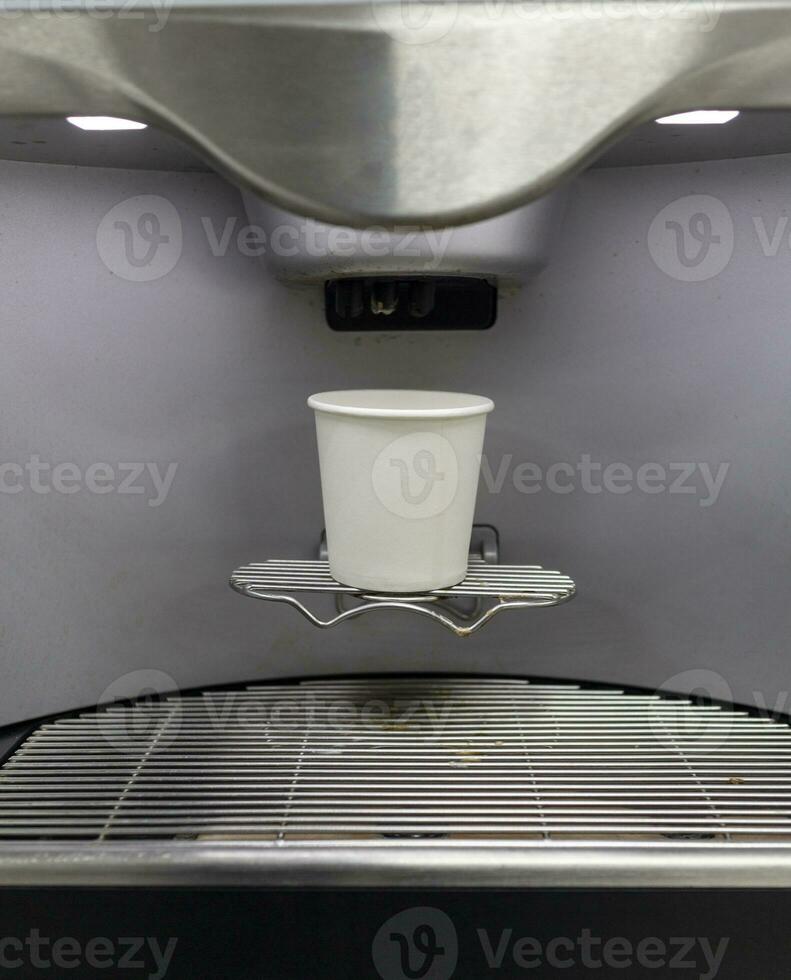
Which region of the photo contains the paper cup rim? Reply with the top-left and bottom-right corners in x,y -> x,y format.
308,389 -> 494,420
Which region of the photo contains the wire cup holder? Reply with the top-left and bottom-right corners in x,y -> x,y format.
230,529 -> 575,637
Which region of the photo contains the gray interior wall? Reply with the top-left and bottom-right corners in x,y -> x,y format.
0,152 -> 788,725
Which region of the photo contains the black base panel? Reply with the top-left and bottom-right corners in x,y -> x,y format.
0,888 -> 785,979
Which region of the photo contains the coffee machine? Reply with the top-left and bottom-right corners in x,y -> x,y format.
1,3 -> 791,976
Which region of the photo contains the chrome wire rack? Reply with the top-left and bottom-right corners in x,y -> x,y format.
2,677 -> 791,843
2,677 -> 791,888
229,559 -> 576,636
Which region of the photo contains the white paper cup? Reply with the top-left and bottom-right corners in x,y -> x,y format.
308,390 -> 494,593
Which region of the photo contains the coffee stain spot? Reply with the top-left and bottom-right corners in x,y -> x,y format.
109,570 -> 129,591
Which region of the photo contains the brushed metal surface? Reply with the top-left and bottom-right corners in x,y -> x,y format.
2,840 -> 791,888
2,2 -> 791,224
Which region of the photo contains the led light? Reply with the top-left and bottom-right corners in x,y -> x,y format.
66,116 -> 147,131
655,110 -> 740,125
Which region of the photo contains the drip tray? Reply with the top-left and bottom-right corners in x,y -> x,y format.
2,676 -> 791,887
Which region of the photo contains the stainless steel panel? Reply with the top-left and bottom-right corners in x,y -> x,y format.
4,2 -> 791,224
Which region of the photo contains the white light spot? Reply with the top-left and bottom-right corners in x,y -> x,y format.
67,116 -> 147,131
655,110 -> 740,125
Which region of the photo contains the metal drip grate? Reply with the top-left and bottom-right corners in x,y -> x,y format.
230,559 -> 576,636
1,677 -> 791,843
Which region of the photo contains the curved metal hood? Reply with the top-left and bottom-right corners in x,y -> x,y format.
3,0 -> 791,226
